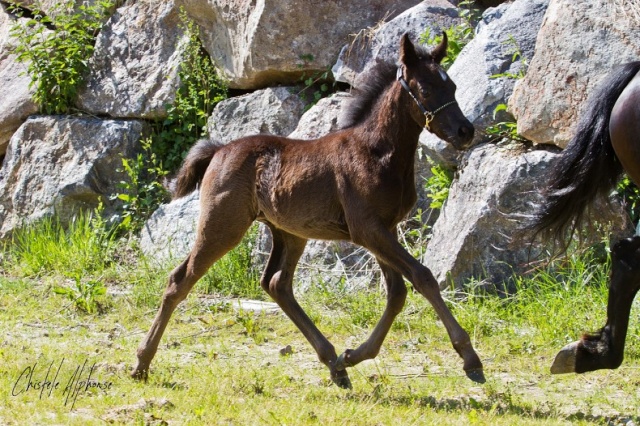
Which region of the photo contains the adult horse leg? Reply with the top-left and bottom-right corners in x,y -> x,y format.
335,258 -> 407,370
552,236 -> 640,373
132,190 -> 255,380
348,221 -> 484,382
551,70 -> 640,374
261,226 -> 351,388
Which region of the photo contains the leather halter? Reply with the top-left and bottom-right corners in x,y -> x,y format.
396,67 -> 457,131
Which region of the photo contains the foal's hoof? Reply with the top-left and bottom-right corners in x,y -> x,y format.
331,369 -> 353,390
465,368 -> 486,384
550,341 -> 578,374
130,367 -> 149,381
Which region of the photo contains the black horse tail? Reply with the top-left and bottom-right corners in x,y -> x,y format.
172,138 -> 223,199
528,61 -> 640,249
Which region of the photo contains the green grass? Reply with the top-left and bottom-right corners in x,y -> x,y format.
1,218 -> 639,424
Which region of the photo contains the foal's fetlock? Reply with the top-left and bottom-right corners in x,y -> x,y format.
334,349 -> 354,371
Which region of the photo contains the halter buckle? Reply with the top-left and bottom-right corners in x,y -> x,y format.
424,112 -> 434,131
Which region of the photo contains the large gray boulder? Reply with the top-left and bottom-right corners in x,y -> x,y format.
77,0 -> 185,119
181,0 -> 422,90
0,116 -> 147,238
419,0 -> 549,165
0,8 -> 38,154
207,87 -> 309,143
422,142 -> 630,290
332,0 -> 459,88
423,143 -> 556,290
509,0 -> 640,147
289,92 -> 351,140
140,191 -> 199,264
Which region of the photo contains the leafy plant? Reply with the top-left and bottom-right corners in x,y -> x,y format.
9,0 -> 113,114
490,36 -> 528,80
484,103 -> 528,143
419,0 -> 480,69
53,276 -> 107,314
424,158 -> 455,210
616,175 -> 640,225
154,8 -> 228,173
398,209 -> 431,259
297,59 -> 337,110
112,137 -> 170,234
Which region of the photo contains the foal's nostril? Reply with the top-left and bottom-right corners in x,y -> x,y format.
458,124 -> 474,141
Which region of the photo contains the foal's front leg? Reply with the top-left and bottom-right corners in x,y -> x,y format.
335,259 -> 407,370
262,227 -> 351,388
349,222 -> 485,383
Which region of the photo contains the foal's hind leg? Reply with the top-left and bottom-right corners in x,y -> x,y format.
551,236 -> 640,374
335,259 -> 407,370
261,226 -> 350,388
132,196 -> 254,380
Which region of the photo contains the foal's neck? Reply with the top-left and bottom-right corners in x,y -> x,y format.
359,82 -> 423,161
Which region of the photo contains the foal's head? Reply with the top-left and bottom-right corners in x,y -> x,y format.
397,33 -> 474,150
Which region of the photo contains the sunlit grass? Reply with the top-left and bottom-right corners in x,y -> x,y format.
1,216 -> 639,424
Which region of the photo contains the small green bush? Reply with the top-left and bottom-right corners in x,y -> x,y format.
424,158 -> 454,210
419,0 -> 480,69
154,8 -> 228,173
9,0 -> 113,114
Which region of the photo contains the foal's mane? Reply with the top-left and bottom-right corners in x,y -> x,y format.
340,44 -> 433,129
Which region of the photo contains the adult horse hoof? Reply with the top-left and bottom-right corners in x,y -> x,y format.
465,368 -> 486,384
331,369 -> 353,390
550,341 -> 578,374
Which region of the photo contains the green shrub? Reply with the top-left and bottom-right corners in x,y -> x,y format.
9,0 -> 113,114
419,0 -> 480,69
111,9 -> 227,235
424,158 -> 454,210
53,276 -> 108,314
112,137 -> 170,235
153,8 -> 228,173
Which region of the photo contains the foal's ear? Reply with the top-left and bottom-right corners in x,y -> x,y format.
431,31 -> 448,64
399,33 -> 419,67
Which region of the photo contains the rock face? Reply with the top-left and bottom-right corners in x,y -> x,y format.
77,0 -> 185,119
509,0 -> 640,147
420,0 -> 548,163
422,142 -> 630,290
139,191 -> 200,264
0,116 -> 147,238
332,0 -> 459,88
423,143 -> 558,289
181,0 -> 422,89
207,87 -> 308,143
290,92 -> 351,139
0,8 -> 38,154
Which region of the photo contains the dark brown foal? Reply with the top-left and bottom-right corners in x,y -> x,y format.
132,33 -> 483,388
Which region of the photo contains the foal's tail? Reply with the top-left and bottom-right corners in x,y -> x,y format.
172,138 -> 223,199
528,62 -> 640,249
